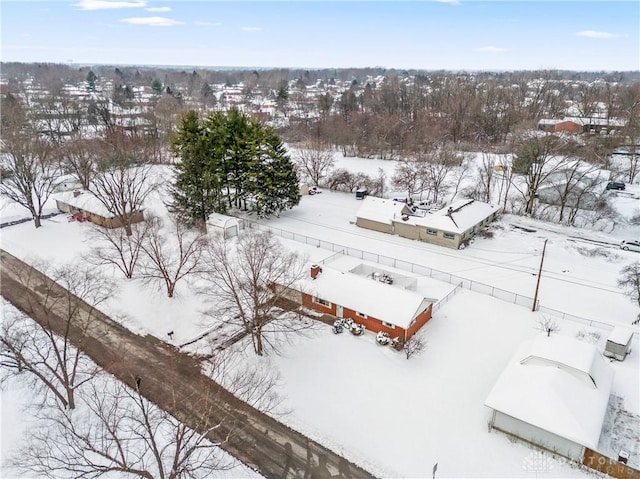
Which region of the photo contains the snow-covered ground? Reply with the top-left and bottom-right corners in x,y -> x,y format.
0,300 -> 262,479
1,157 -> 639,478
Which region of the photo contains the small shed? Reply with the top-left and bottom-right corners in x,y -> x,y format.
299,183 -> 310,196
207,213 -> 240,239
603,327 -> 633,361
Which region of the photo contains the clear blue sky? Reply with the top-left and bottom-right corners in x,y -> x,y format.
1,1 -> 638,71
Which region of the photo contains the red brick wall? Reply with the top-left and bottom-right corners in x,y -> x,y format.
554,121 -> 581,134
301,292 -> 426,341
405,304 -> 433,341
302,292 -> 336,316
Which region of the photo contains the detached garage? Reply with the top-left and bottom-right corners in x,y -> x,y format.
485,335 -> 614,462
207,213 -> 241,239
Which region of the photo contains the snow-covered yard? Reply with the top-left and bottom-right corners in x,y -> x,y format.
1,157 -> 639,478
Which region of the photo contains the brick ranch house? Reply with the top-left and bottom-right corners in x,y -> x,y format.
53,190 -> 145,229
277,263 -> 435,343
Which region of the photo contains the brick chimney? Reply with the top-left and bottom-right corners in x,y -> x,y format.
310,264 -> 322,279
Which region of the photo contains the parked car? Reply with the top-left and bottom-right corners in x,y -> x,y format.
355,188 -> 368,199
606,181 -> 626,191
308,186 -> 322,195
620,240 -> 640,252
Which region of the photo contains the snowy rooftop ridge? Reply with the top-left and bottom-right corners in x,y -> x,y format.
410,198 -> 499,234
52,190 -> 115,218
485,334 -> 614,450
298,263 -> 432,329
355,196 -> 413,225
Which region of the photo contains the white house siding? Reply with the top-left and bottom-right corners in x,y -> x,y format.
492,411 -> 585,461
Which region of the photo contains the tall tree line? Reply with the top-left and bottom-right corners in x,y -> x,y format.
170,108 -> 300,226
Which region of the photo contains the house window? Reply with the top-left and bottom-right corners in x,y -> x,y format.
313,297 -> 331,307
356,311 -> 368,319
426,229 -> 437,236
443,232 -> 455,240
382,321 -> 395,329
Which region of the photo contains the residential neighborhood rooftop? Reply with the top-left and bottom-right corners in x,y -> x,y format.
485,334 -> 614,450
298,263 -> 433,329
409,199 -> 499,234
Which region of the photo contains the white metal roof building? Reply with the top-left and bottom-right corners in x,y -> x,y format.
485,335 -> 614,461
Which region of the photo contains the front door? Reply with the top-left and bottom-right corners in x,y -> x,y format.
336,305 -> 343,318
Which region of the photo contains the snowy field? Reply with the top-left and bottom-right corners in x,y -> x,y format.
1,157 -> 639,478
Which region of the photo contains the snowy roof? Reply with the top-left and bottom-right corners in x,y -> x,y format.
355,196 -> 413,225
563,117 -> 625,128
485,335 -> 614,449
607,326 -> 633,346
538,117 -> 625,128
207,212 -> 239,229
299,264 -> 432,329
407,199 -> 499,234
53,190 -> 115,218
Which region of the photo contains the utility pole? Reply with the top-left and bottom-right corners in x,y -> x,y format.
532,239 -> 548,312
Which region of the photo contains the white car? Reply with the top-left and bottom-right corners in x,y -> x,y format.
620,240 -> 640,252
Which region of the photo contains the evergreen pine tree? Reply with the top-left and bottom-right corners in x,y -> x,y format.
170,111 -> 222,226
171,109 -> 300,224
86,70 -> 97,92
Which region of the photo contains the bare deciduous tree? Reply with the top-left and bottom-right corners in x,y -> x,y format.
294,142 -> 335,187
424,147 -> 462,204
61,135 -> 106,190
392,158 -> 427,199
89,220 -> 150,279
403,335 -> 427,360
199,230 -> 311,356
0,262 -> 114,409
536,316 -> 560,337
89,161 -> 158,236
618,262 -> 640,311
140,216 -> 208,297
475,150 -> 497,203
207,350 -> 287,417
510,133 -> 571,216
0,120 -> 60,228
12,376 -> 233,479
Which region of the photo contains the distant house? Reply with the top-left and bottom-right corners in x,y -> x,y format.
485,335 -> 614,462
207,213 -> 241,239
538,117 -> 625,135
277,263 -> 435,343
54,190 -> 144,229
355,196 -> 500,249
